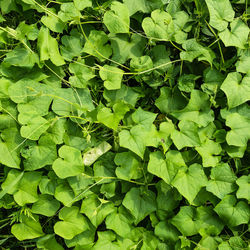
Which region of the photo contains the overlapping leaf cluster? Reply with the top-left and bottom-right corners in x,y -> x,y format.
0,0 -> 249,249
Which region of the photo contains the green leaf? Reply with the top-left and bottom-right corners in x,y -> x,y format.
132,107 -> 157,128
11,214 -> 44,241
41,14 -> 65,33
195,139 -> 222,167
83,30 -> 112,62
236,49 -> 250,74
155,221 -> 180,242
4,47 -> 39,68
61,31 -> 84,61
156,181 -> 182,213
8,79 -> 53,116
220,72 -> 250,109
171,89 -> 214,127
219,19 -> 249,49
0,139 -> 20,168
13,171 -> 42,206
109,33 -> 146,64
54,206 -> 89,240
69,59 -> 95,88
171,164 -> 208,204
171,206 -> 200,236
206,163 -> 237,199
103,2 -> 130,34
155,87 -> 187,114
205,0 -> 234,31
81,194 -> 115,227
225,113 -> 250,147
106,210 -> 134,237
52,87 -> 94,116
54,183 -> 75,206
99,65 -> 124,90
142,9 -> 173,41
21,136 -> 57,171
122,187 -> 156,225
83,141 -> 112,166
52,145 -> 84,179
130,55 -> 153,72
65,230 -> 95,249
119,125 -> 147,158
31,194 -> 60,217
114,152 -> 143,180
37,234 -> 64,250
148,150 -> 185,184
197,206 -> 224,235
74,0 -> 92,10
2,170 -> 41,206
171,120 -> 201,150
18,109 -> 50,140
123,0 -> 163,16
180,39 -> 215,66
58,3 -> 81,22
214,195 -> 250,227
236,175 -> 250,201
37,26 -> 65,66
93,231 -> 119,250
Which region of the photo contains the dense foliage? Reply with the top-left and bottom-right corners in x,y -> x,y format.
0,0 -> 249,249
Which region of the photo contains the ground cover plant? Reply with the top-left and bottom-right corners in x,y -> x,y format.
0,0 -> 249,249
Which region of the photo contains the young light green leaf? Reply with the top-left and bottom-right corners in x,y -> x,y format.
52,145 -> 84,179
54,206 -> 89,240
103,2 -> 130,34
